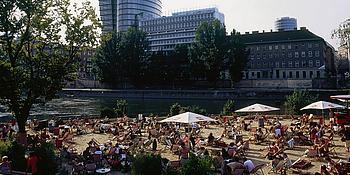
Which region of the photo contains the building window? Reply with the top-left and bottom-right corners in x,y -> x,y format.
295,52 -> 299,58
275,62 -> 279,68
309,71 -> 313,78
281,45 -> 285,50
283,72 -> 286,79
309,60 -> 313,67
281,61 -> 286,68
288,52 -> 292,58
289,71 -> 293,78
274,53 -> 278,59
296,71 -> 300,78
281,52 -> 285,58
269,53 -> 273,59
317,71 -> 320,78
308,43 -> 312,48
275,45 -> 278,50
315,51 -> 320,57
288,44 -> 292,49
302,61 -> 306,67
276,70 -> 280,78
257,72 -> 261,78
269,62 -> 274,67
256,54 -> 260,59
303,71 -> 306,78
308,51 -> 313,57
301,51 -> 306,57
288,61 -> 293,68
295,61 -> 299,67
256,46 -> 260,51
269,45 -> 272,50
251,72 -> 255,77
316,60 -> 320,67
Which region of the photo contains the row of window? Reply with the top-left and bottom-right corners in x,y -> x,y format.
142,21 -> 204,32
149,32 -> 195,40
141,13 -> 214,26
249,60 -> 321,69
249,42 -> 320,52
250,50 -> 321,60
245,70 -> 321,79
151,38 -> 195,45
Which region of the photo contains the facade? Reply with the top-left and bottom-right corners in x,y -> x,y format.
99,0 -> 162,34
275,17 -> 297,31
139,8 -> 225,52
78,49 -> 95,80
239,28 -> 336,88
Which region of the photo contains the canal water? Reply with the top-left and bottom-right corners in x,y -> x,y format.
24,96 -> 285,118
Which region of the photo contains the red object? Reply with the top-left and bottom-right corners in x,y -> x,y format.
53,127 -> 59,136
319,118 -> 324,125
224,117 -> 228,123
334,113 -> 350,125
27,155 -> 39,174
56,138 -> 63,148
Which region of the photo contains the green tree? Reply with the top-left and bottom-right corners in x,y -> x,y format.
227,30 -> 249,86
285,90 -> 318,115
114,99 -> 128,117
0,0 -> 100,139
189,20 -> 227,86
181,153 -> 213,175
222,100 -> 235,115
169,103 -> 182,116
94,27 -> 149,88
332,19 -> 350,49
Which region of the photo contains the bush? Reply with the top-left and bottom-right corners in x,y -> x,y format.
169,103 -> 207,116
33,142 -> 58,174
222,100 -> 235,115
114,99 -> 128,117
100,107 -> 116,118
6,142 -> 26,171
181,154 -> 213,175
0,141 -> 11,157
131,153 -> 162,175
285,90 -> 318,115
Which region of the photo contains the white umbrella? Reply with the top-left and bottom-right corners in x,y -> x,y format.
235,103 -> 280,113
159,112 -> 217,123
300,101 -> 345,110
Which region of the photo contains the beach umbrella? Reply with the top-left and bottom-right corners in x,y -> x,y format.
300,101 -> 345,110
235,103 -> 280,113
159,112 -> 217,123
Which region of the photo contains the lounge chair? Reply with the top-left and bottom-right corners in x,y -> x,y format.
250,164 -> 265,175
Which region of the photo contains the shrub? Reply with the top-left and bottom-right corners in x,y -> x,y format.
169,103 -> 207,116
33,142 -> 58,174
131,153 -> 162,175
181,154 -> 213,175
100,107 -> 116,118
114,99 -> 128,117
0,141 -> 11,157
222,100 -> 235,115
285,90 -> 318,115
7,142 -> 26,171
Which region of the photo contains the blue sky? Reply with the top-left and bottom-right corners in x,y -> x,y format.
88,0 -> 349,48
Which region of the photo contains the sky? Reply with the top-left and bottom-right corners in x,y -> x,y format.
87,0 -> 349,48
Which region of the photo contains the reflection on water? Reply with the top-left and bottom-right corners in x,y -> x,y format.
26,97 -> 283,118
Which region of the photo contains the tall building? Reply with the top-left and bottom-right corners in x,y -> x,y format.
275,17 -> 297,31
139,8 -> 225,52
99,0 -> 162,34
239,27 -> 336,88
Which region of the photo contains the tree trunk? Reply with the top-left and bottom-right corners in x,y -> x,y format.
16,110 -> 30,146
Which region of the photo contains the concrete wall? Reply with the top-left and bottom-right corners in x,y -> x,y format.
236,79 -> 313,88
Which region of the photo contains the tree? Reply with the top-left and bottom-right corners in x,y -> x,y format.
285,90 -> 318,115
0,0 -> 100,139
332,19 -> 350,49
94,27 -> 149,88
189,20 -> 227,86
227,30 -> 249,86
114,99 -> 128,117
222,100 -> 235,116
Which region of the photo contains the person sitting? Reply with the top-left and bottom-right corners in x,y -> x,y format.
318,139 -> 330,157
243,158 -> 255,173
179,142 -> 190,165
266,142 -> 280,160
321,165 -> 331,175
225,158 -> 245,175
227,143 -> 237,158
325,157 -> 338,174
207,133 -> 215,146
0,156 -> 11,174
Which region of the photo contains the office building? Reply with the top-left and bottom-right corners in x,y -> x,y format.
99,0 -> 162,34
239,27 -> 336,88
275,17 -> 297,31
139,8 -> 225,52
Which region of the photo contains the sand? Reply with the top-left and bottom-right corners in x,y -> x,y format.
69,118 -> 349,175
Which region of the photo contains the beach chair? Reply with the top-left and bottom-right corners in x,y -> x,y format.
72,163 -> 85,175
85,163 -> 96,174
269,160 -> 286,175
250,164 -> 265,175
232,168 -> 246,175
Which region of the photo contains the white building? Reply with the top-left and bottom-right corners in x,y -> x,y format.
139,8 -> 225,52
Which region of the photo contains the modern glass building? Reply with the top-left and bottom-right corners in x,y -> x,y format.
275,17 -> 297,31
99,0 -> 162,34
139,8 -> 225,52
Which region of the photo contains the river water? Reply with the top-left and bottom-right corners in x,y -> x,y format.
23,96 -> 284,118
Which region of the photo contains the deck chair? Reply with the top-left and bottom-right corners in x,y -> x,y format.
250,164 -> 265,175
72,163 -> 85,175
232,168 -> 246,175
269,160 -> 286,175
306,149 -> 318,158
85,163 -> 96,174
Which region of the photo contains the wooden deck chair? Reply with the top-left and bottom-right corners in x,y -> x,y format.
306,149 -> 318,158
250,164 -> 265,175
232,168 -> 246,175
269,160 -> 286,175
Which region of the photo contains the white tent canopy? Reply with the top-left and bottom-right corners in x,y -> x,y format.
159,112 -> 217,123
300,101 -> 345,110
235,103 -> 280,113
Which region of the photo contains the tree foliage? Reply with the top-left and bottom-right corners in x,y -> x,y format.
169,103 -> 207,116
332,19 -> 350,48
0,0 -> 100,133
114,99 -> 128,117
285,90 -> 318,115
181,153 -> 213,175
222,100 -> 235,116
131,153 -> 162,175
94,27 -> 149,87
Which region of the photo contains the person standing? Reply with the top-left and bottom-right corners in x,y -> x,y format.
27,152 -> 39,175
344,127 -> 350,152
